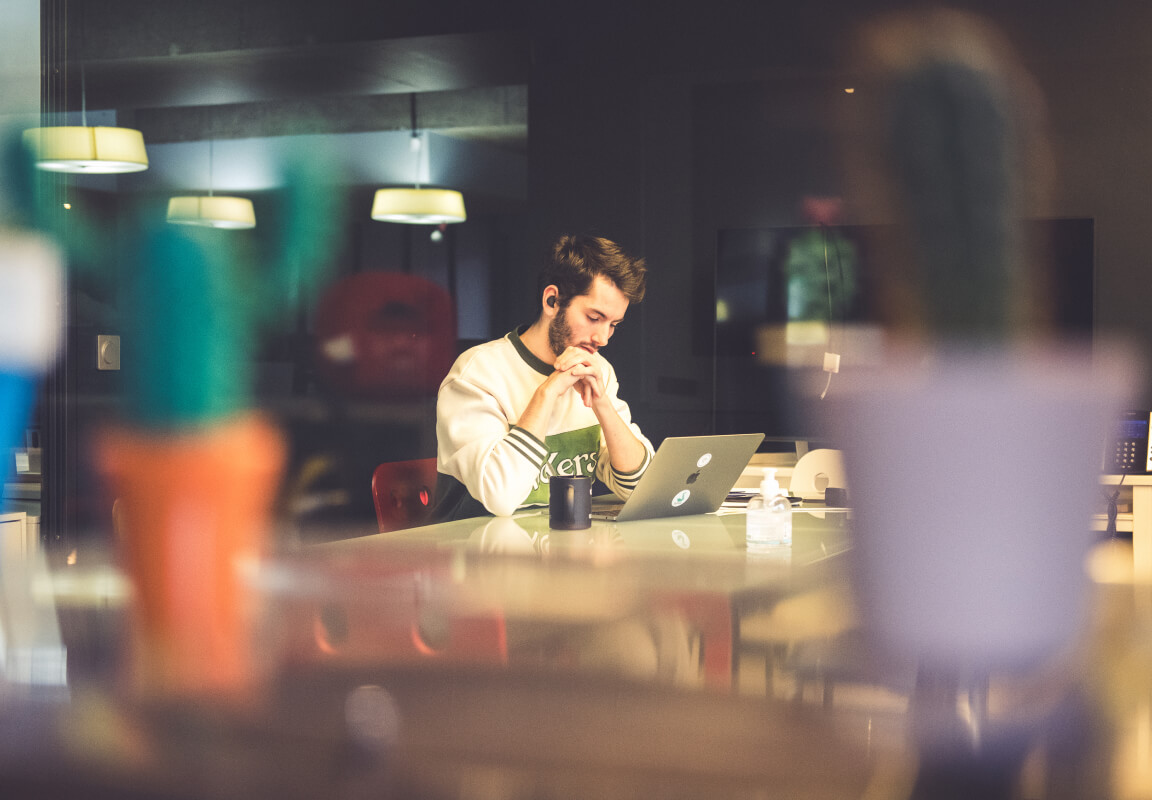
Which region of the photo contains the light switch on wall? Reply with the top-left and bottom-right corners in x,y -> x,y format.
97,335 -> 120,371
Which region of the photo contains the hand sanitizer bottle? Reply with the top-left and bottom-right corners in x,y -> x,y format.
746,467 -> 792,548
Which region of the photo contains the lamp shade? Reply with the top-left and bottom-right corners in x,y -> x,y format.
371,188 -> 466,224
166,196 -> 256,230
23,126 -> 149,174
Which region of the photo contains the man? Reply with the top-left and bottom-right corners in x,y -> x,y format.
432,234 -> 653,520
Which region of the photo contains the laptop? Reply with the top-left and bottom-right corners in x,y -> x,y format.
590,433 -> 765,522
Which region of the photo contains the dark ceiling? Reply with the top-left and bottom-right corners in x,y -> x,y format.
49,0 -> 535,149
42,1 -> 1152,178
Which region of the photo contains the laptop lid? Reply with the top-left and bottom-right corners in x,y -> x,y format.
595,433 -> 764,522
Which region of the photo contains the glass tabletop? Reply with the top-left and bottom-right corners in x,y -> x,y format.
0,508 -> 1143,800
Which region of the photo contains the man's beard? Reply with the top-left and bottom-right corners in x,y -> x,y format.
547,309 -> 572,358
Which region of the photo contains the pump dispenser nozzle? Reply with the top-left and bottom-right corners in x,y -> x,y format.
761,467 -> 781,497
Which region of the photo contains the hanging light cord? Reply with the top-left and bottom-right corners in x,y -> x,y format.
819,229 -> 834,399
410,93 -> 423,189
80,62 -> 87,127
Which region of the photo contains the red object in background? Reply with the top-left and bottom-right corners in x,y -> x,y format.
801,196 -> 844,227
314,272 -> 456,398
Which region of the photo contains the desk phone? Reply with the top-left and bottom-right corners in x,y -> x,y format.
1105,410 -> 1152,474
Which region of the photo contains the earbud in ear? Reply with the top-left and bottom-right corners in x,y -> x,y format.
548,296 -> 557,308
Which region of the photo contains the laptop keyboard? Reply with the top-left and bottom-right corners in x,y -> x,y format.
589,503 -> 624,520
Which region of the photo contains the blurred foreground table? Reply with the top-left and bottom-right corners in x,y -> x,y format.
0,508 -> 1144,798
0,508 -> 886,799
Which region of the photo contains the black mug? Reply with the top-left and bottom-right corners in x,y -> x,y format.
549,475 -> 592,530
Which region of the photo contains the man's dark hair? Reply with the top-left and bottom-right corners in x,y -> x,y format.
538,234 -> 647,308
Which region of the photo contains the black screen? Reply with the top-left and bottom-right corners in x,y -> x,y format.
713,219 -> 1095,448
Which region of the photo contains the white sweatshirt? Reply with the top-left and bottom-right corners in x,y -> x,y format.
434,327 -> 652,518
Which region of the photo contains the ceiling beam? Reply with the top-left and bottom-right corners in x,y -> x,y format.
132,85 -> 528,145
67,30 -> 531,112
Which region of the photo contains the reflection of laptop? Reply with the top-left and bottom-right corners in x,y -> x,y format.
590,433 -> 764,522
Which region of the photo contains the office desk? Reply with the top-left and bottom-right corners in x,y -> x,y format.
326,506 -> 850,571
3,509 -> 876,800
284,509 -> 852,690
1102,474 -> 1152,580
0,507 -> 1143,799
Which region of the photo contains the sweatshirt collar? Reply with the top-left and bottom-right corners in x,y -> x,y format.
509,325 -> 554,376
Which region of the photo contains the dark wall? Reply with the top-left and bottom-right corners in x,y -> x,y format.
35,0 -> 1152,543
522,0 -> 1152,450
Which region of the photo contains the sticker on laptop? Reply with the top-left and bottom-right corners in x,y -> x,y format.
671,489 -> 691,507
696,453 -> 712,468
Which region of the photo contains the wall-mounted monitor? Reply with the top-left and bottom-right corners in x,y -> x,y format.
712,219 -> 1095,449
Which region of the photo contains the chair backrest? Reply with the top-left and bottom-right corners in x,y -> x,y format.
313,272 -> 456,399
371,458 -> 438,533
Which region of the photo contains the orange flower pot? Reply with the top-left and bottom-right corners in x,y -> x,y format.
96,415 -> 285,698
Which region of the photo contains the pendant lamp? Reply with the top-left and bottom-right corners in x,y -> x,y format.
166,196 -> 256,230
24,66 -> 149,174
371,95 -> 466,225
167,141 -> 256,230
371,185 -> 466,225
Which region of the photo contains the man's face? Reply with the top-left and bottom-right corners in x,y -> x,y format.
547,275 -> 630,358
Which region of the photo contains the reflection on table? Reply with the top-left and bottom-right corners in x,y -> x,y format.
271,509 -> 853,692
0,506 -> 1146,798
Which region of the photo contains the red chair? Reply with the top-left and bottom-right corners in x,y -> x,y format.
313,272 -> 456,399
371,458 -> 438,533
